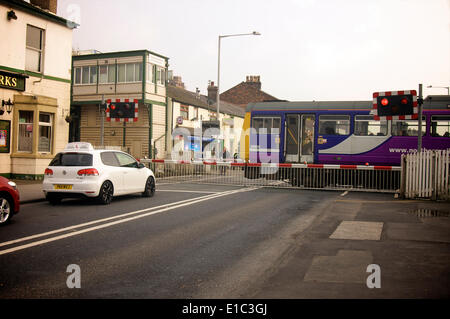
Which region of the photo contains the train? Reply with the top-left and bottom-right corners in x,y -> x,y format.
239,96 -> 450,168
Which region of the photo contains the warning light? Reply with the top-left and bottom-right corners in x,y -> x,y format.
110,104 -> 116,110
373,91 -> 416,117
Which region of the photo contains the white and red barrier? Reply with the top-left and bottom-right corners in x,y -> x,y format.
140,159 -> 401,171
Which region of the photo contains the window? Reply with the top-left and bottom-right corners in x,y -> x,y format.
431,116 -> 450,137
156,66 -> 166,85
180,105 -> 189,120
354,115 -> 387,136
115,152 -> 138,168
117,63 -> 143,83
100,152 -> 120,166
38,113 -> 52,152
147,63 -> 155,83
252,117 -> 281,134
26,25 -> 44,72
74,66 -> 97,85
49,153 -> 93,166
319,115 -> 350,135
18,111 -> 33,152
392,117 -> 426,136
98,65 -> 116,84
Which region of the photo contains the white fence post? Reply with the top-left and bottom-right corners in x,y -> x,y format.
403,149 -> 450,200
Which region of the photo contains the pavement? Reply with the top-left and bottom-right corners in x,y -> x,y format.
11,180 -> 450,298
13,179 -> 46,204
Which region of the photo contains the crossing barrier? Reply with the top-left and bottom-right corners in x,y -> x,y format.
140,159 -> 401,193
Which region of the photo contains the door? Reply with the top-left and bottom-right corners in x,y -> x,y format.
285,115 -> 299,162
114,152 -> 147,193
300,114 -> 315,163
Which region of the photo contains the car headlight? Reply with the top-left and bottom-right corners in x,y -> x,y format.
7,181 -> 17,190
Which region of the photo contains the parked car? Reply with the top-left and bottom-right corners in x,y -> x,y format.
0,176 -> 20,225
42,142 -> 156,205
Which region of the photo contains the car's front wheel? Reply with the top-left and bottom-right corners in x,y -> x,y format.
0,195 -> 13,225
142,176 -> 155,197
97,181 -> 114,205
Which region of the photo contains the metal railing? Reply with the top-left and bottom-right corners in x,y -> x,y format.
141,159 -> 401,193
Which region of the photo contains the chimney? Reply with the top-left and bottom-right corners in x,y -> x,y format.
245,75 -> 261,91
30,0 -> 58,14
207,81 -> 218,102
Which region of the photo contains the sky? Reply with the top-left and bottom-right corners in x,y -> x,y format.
58,0 -> 450,101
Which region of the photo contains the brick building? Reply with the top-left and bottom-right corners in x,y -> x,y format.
219,75 -> 280,108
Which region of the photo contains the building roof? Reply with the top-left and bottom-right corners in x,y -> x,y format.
0,0 -> 78,28
220,80 -> 279,108
168,85 -> 245,118
72,49 -> 168,61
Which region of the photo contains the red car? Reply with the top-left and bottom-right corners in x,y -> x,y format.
0,176 -> 20,225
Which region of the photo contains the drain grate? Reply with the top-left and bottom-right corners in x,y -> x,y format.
409,209 -> 450,218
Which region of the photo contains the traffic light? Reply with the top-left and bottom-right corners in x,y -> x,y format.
373,90 -> 417,117
108,102 -> 135,119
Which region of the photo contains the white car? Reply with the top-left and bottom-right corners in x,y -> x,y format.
42,142 -> 155,205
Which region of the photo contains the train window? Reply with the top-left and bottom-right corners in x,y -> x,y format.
431,116 -> 450,137
392,117 -> 426,136
318,115 -> 350,135
354,115 -> 387,136
252,117 -> 281,134
252,118 -> 263,130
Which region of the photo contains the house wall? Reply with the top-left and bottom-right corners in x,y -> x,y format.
0,4 -> 73,179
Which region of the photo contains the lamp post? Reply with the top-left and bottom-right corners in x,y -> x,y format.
217,31 -> 261,119
427,85 -> 450,95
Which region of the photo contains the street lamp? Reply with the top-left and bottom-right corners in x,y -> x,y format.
217,31 -> 261,119
427,85 -> 450,95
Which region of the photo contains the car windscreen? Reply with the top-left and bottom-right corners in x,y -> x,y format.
49,153 -> 93,166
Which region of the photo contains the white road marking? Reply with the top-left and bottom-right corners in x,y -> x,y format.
0,187 -> 260,256
340,191 -> 349,197
157,189 -> 220,194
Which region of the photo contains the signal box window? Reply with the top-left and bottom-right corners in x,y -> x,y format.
99,65 -> 116,84
431,116 -> 450,137
392,117 -> 426,136
354,115 -> 387,136
319,115 -> 350,135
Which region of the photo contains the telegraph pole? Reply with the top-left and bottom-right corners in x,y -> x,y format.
417,84 -> 424,152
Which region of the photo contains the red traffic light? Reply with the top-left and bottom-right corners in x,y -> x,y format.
401,98 -> 408,105
381,98 -> 389,106
110,104 -> 116,110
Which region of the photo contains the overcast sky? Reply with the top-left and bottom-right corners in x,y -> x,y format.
58,0 -> 450,101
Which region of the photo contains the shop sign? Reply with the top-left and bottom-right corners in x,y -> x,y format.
0,70 -> 27,91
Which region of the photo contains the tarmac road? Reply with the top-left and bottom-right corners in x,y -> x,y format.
0,182 -> 449,299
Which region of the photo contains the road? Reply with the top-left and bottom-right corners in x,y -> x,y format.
0,182 -> 335,298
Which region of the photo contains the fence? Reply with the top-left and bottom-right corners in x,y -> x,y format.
140,159 -> 401,193
401,149 -> 450,200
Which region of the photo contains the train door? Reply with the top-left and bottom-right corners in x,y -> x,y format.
285,115 -> 299,162
285,114 -> 315,163
300,114 -> 315,163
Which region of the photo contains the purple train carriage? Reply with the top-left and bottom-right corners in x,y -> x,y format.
240,95 -> 450,187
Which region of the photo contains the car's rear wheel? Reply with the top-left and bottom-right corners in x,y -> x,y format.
46,193 -> 62,205
142,176 -> 155,197
97,181 -> 113,205
0,196 -> 12,225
